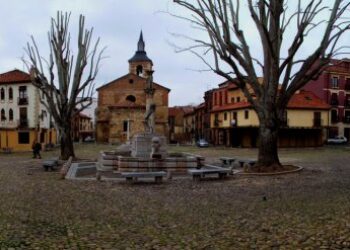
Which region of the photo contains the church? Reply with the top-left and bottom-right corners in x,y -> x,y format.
96,32 -> 170,143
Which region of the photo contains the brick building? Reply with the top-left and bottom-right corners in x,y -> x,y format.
96,32 -> 170,143
303,58 -> 350,140
168,106 -> 194,143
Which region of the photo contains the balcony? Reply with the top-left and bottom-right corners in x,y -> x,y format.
313,119 -> 322,127
18,119 -> 29,128
18,97 -> 28,105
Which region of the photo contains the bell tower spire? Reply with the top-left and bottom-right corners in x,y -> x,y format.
128,31 -> 153,78
137,31 -> 145,52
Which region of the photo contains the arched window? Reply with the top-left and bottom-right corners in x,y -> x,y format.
136,65 -> 143,76
8,87 -> 13,100
0,88 -> 4,101
9,109 -> 13,121
0,109 -> 5,121
126,95 -> 136,103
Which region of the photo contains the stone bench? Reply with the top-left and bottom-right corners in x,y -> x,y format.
42,157 -> 59,171
120,171 -> 167,183
220,157 -> 236,167
238,159 -> 256,168
188,168 -> 231,181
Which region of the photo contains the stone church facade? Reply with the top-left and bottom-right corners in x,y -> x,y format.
96,32 -> 170,143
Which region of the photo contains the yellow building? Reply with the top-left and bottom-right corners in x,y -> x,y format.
0,69 -> 57,152
209,81 -> 330,147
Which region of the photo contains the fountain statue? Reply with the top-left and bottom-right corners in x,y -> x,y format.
130,70 -> 167,158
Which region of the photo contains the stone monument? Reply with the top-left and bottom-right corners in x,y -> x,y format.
131,70 -> 167,158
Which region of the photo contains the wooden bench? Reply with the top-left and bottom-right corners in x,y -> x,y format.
220,157 -> 236,167
43,157 -> 59,171
120,171 -> 167,183
188,168 -> 231,181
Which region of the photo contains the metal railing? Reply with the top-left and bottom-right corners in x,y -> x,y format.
17,97 -> 28,105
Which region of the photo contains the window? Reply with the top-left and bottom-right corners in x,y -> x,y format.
244,110 -> 249,119
330,93 -> 339,106
136,65 -> 143,76
8,87 -> 13,101
313,112 -> 321,127
18,132 -> 30,144
237,97 -> 241,102
214,113 -> 219,126
231,97 -> 235,103
346,78 -> 350,91
9,109 -> 13,121
219,92 -> 222,105
331,109 -> 338,123
224,112 -> 227,121
232,112 -> 237,120
214,92 -> 217,105
331,77 -> 339,89
0,88 -> 4,101
126,95 -> 136,103
123,120 -> 128,132
18,86 -> 28,105
41,110 -> 47,121
0,109 -> 5,121
129,79 -> 134,84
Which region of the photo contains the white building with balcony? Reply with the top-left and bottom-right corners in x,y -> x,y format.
0,69 -> 57,151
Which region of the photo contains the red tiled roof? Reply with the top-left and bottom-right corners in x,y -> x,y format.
211,102 -> 251,112
0,69 -> 31,83
78,113 -> 92,119
211,90 -> 330,112
169,107 -> 182,116
287,90 -> 330,110
194,102 -> 205,110
183,106 -> 195,115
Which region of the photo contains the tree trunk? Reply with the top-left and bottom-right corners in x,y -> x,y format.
60,125 -> 75,160
255,112 -> 282,171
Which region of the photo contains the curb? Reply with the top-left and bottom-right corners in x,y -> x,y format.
235,165 -> 303,176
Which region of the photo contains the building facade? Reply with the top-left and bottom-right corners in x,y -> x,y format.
0,69 -> 57,151
168,106 -> 195,143
96,32 -> 170,143
207,80 -> 330,147
303,58 -> 350,140
72,113 -> 93,142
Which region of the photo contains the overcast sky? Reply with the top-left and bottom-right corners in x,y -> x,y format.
0,0 -> 349,106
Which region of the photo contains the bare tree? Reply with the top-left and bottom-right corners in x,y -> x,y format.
24,12 -> 104,160
174,0 -> 350,170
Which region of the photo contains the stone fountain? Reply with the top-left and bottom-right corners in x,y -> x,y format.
97,71 -> 204,177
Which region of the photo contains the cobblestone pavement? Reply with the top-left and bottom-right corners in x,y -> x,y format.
0,144 -> 349,249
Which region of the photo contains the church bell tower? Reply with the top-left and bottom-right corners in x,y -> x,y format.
128,31 -> 153,78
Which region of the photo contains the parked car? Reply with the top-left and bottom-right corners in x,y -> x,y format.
197,139 -> 209,147
327,136 -> 348,144
84,136 -> 95,143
